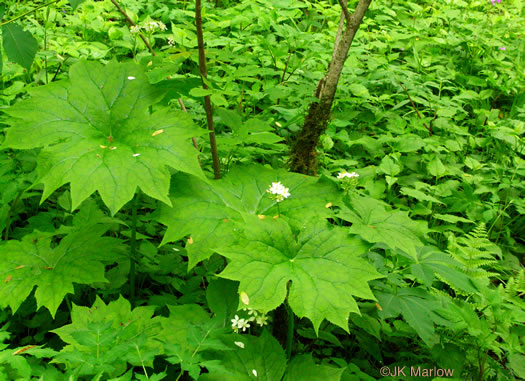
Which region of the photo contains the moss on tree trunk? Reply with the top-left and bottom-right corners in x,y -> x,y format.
289,0 -> 372,175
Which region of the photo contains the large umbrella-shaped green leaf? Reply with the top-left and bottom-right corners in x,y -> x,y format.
0,225 -> 122,317
52,296 -> 163,377
159,164 -> 340,268
217,216 -> 382,333
2,59 -> 205,215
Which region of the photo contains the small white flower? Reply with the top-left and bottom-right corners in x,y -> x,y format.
231,315 -> 241,333
234,341 -> 245,349
337,170 -> 359,179
252,369 -> 258,377
167,37 -> 175,46
266,181 -> 290,202
130,25 -> 141,34
132,153 -> 140,157
231,315 -> 250,332
241,308 -> 268,326
255,314 -> 268,327
238,319 -> 250,332
127,76 -> 136,80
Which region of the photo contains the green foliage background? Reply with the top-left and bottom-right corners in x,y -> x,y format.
0,0 -> 523,379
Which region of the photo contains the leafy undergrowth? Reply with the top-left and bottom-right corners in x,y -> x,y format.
0,0 -> 523,380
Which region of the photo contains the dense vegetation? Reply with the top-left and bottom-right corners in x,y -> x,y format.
0,0 -> 523,379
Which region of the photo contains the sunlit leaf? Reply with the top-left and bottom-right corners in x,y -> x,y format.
2,60 -> 205,215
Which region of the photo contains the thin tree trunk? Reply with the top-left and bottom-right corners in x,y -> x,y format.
289,0 -> 372,175
331,0 -> 347,65
196,0 -> 221,179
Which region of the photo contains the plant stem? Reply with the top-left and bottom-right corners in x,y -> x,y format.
0,0 -> 59,27
397,80 -> 433,136
285,301 -> 294,360
129,192 -> 140,308
280,51 -> 292,84
135,344 -> 150,379
65,294 -> 72,317
3,189 -> 24,240
109,0 -> 156,56
196,0 -> 221,179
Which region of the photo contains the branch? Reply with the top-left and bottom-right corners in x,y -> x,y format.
337,0 -> 352,23
331,4 -> 346,64
353,0 -> 373,24
109,0 -> 155,56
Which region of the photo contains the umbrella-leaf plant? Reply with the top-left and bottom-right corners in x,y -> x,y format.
216,215 -> 383,333
1,59 -> 206,216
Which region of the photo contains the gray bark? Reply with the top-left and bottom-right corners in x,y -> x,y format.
289,0 -> 372,175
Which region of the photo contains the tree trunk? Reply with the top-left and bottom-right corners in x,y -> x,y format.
289,0 -> 372,175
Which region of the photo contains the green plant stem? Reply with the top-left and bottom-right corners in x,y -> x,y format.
135,344 -> 150,380
0,0 -> 59,27
285,301 -> 294,360
64,294 -> 72,317
3,189 -> 24,240
129,192 -> 140,308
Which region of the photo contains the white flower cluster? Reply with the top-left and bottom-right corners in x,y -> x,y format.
129,25 -> 140,34
130,20 -> 167,34
266,181 -> 290,203
231,315 -> 250,333
144,21 -> 167,32
231,308 -> 269,333
246,307 -> 269,327
167,37 -> 175,46
337,170 -> 359,179
336,170 -> 359,192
